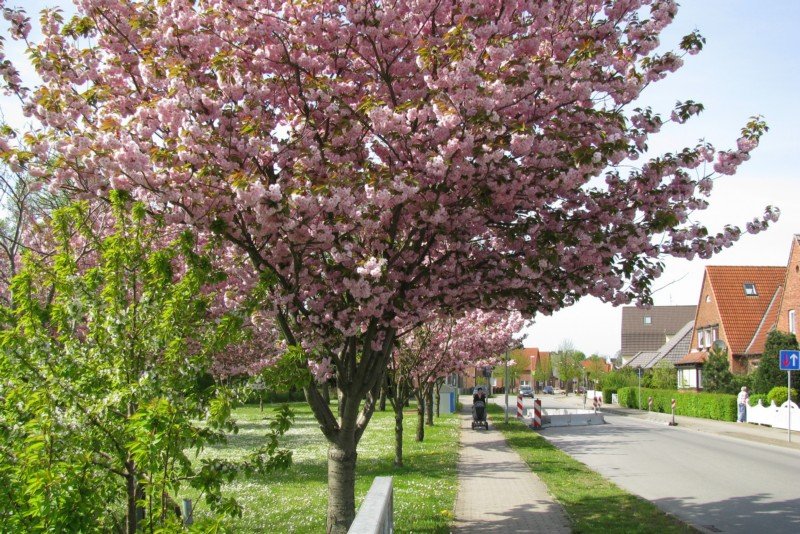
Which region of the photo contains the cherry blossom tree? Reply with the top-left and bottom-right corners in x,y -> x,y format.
1,1 -> 779,530
390,309 -> 522,465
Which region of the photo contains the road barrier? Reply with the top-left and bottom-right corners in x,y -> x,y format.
532,399 -> 542,429
669,398 -> 677,426
516,394 -> 524,418
348,477 -> 393,534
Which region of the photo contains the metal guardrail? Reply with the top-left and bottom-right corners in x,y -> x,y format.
348,476 -> 393,534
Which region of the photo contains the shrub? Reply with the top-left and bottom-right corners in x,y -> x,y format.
603,388 -> 616,404
602,369 -> 637,390
702,346 -> 735,393
647,364 -> 678,390
766,387 -> 799,406
748,393 -> 768,407
752,331 -> 799,393
617,387 -> 737,421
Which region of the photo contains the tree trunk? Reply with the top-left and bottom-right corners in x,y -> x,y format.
326,439 -> 357,534
425,387 -> 434,426
125,461 -> 145,534
416,389 -> 425,441
394,398 -> 404,467
126,469 -> 137,534
434,380 -> 442,418
322,381 -> 330,405
379,382 -> 387,412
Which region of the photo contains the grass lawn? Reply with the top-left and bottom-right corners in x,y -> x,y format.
486,404 -> 697,534
191,402 -> 459,533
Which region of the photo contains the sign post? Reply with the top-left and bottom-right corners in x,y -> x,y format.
504,350 -> 510,424
779,350 -> 800,442
637,367 -> 643,410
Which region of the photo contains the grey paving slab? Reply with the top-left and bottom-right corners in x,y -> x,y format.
453,400 -> 571,533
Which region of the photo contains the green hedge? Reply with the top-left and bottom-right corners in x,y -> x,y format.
603,388 -> 616,405
748,393 -> 768,407
617,387 -> 737,422
767,386 -> 799,406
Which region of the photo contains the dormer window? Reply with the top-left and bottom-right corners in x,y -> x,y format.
743,283 -> 757,296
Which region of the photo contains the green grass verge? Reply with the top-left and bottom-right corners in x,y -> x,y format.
485,404 -> 697,534
192,403 -> 458,533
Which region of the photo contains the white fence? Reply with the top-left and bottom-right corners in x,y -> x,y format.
348,476 -> 393,534
746,400 -> 800,429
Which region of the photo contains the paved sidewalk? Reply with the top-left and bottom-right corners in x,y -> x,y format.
453,400 -> 571,533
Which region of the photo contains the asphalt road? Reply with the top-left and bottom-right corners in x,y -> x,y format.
529,397 -> 800,534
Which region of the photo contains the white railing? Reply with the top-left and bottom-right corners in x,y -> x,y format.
348,476 -> 393,534
746,400 -> 800,429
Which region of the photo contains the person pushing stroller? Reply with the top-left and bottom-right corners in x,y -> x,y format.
471,387 -> 489,430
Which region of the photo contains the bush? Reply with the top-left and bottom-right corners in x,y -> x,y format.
766,387 -> 799,406
603,388 -> 616,404
647,364 -> 677,390
752,331 -> 799,393
617,387 -> 737,422
748,393 -> 768,407
601,369 -> 637,390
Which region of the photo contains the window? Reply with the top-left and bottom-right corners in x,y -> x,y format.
743,283 -> 757,296
790,310 -> 797,335
643,316 -> 652,325
705,295 -> 711,303
697,326 -> 719,349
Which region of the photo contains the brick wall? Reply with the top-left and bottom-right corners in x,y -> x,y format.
691,272 -> 738,371
777,237 -> 800,336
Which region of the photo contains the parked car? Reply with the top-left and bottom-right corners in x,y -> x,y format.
543,385 -> 554,394
519,385 -> 533,398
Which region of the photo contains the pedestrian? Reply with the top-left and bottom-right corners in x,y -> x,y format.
473,387 -> 487,405
737,386 -> 749,422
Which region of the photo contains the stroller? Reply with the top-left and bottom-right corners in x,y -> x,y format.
471,399 -> 489,430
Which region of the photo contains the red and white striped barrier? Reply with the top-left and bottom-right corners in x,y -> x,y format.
669,398 -> 678,426
532,399 -> 542,429
592,396 -> 601,412
516,394 -> 524,418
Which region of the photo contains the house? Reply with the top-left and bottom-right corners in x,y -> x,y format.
492,347 -> 553,391
776,234 -> 800,337
457,347 -> 553,392
675,265 -> 786,389
623,320 -> 695,370
620,305 -> 697,363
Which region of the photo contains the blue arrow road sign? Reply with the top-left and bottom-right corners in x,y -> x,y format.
779,350 -> 800,371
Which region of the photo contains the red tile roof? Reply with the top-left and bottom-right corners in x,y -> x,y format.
581,359 -> 612,372
706,266 -> 786,355
746,285 -> 783,355
676,351 -> 708,365
510,347 -> 550,372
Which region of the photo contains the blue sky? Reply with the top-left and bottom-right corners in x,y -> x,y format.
526,1 -> 800,356
2,1 -> 799,357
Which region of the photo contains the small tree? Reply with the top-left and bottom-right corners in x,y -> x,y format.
752,330 -> 799,394
0,194 -> 292,532
493,358 -> 522,391
552,341 -> 584,394
702,345 -> 735,393
648,362 -> 678,390
584,355 -> 609,385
